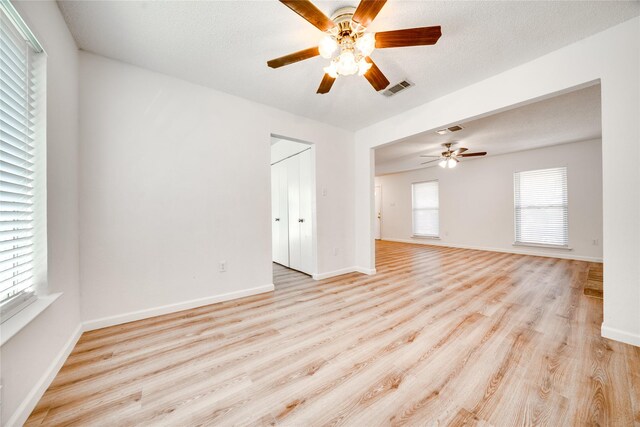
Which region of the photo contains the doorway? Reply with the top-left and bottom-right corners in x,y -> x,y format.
270,137 -> 316,280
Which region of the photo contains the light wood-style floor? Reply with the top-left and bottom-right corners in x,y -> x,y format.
27,241 -> 640,426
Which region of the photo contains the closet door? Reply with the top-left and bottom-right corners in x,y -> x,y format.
277,162 -> 289,265
298,149 -> 313,274
271,163 -> 280,263
287,154 -> 302,270
271,161 -> 289,266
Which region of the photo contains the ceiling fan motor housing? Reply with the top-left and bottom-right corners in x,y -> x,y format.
330,7 -> 357,26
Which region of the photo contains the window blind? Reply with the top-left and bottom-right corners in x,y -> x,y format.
0,5 -> 38,314
412,181 -> 439,237
514,167 -> 568,247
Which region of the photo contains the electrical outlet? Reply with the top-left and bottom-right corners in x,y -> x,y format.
219,261 -> 227,272
333,247 -> 339,256
592,239 -> 599,246
322,188 -> 328,196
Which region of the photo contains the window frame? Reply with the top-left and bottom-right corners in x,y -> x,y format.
513,166 -> 569,249
411,179 -> 440,239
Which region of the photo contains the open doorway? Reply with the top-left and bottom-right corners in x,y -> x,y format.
372,84 -> 603,296
270,136 -> 317,285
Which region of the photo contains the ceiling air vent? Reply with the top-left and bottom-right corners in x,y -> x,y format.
383,80 -> 413,97
435,125 -> 464,135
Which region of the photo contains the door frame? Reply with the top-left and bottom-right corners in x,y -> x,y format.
269,135 -> 318,278
374,185 -> 382,240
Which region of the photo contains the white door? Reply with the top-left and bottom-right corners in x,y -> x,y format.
375,185 -> 382,240
287,154 -> 302,270
271,162 -> 289,266
298,149 -> 313,274
271,163 -> 280,262
277,162 -> 289,264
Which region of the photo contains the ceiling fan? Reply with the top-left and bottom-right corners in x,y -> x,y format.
420,143 -> 487,168
267,0 -> 442,94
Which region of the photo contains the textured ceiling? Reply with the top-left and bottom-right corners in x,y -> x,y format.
375,84 -> 602,175
56,1 -> 639,131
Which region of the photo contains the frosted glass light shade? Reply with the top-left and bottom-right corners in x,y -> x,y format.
356,33 -> 375,56
319,36 -> 337,59
357,58 -> 372,76
336,51 -> 358,76
323,62 -> 338,78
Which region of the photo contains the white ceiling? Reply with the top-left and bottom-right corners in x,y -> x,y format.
56,1 -> 639,131
375,84 -> 602,175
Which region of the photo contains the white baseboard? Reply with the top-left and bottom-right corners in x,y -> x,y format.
313,266 -> 377,280
83,284 -> 275,331
354,267 -> 377,275
313,267 -> 357,280
6,324 -> 83,427
601,324 -> 640,347
382,238 -> 603,263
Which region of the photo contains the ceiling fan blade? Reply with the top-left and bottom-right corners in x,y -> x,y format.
375,26 -> 442,48
459,152 -> 487,157
316,73 -> 336,94
453,147 -> 468,155
363,57 -> 390,91
279,0 -> 336,32
421,159 -> 440,165
352,0 -> 387,28
267,47 -> 319,68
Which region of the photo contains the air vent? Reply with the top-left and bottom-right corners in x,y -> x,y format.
383,80 -> 413,97
435,125 -> 464,135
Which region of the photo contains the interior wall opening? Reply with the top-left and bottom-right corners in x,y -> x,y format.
371,84 -> 604,302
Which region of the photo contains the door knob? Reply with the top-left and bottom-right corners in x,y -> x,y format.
298,218 -> 304,223
275,218 -> 280,222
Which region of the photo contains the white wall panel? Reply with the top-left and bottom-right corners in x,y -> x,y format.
79,53 -> 354,322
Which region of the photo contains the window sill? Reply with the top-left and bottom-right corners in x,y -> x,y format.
0,293 -> 62,347
513,242 -> 572,250
412,235 -> 440,240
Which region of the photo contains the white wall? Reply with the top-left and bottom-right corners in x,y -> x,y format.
355,17 -> 640,347
375,140 -> 602,261
271,138 -> 309,164
1,1 -> 81,425
79,53 -> 355,326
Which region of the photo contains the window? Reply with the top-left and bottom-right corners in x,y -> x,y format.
514,167 -> 568,247
412,180 -> 439,237
1,2 -> 45,322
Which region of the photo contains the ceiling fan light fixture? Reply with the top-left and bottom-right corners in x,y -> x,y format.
357,57 -> 372,75
336,50 -> 359,76
319,35 -> 338,59
355,32 -> 376,56
447,158 -> 457,168
323,62 -> 338,78
439,159 -> 447,168
269,1 -> 442,94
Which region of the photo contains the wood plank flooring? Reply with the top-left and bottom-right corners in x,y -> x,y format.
26,241 -> 640,426
584,262 -> 604,299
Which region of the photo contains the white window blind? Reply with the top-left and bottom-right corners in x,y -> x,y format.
514,167 -> 568,247
412,181 -> 439,237
1,4 -> 42,318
